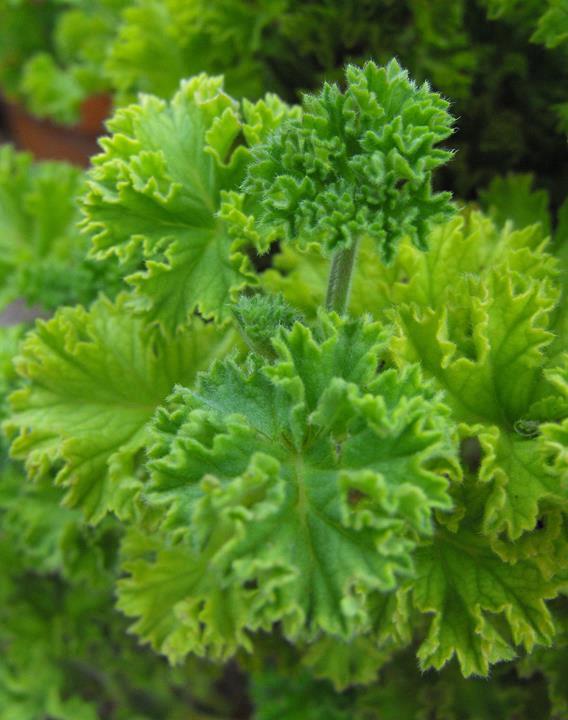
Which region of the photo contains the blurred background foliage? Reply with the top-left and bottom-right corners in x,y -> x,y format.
0,0 -> 567,207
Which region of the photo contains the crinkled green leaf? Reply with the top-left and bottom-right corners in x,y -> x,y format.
19,52 -> 92,126
12,0 -> 125,125
118,313 -> 458,662
413,523 -> 558,676
262,206 -> 566,682
231,293 -> 302,359
83,74 -> 297,332
0,146 -> 80,305
240,59 -> 454,261
5,295 -> 232,522
389,214 -> 567,540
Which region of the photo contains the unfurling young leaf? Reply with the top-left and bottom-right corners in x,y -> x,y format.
241,59 -> 455,261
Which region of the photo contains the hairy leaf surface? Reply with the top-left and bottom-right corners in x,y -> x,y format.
240,59 -> 454,261
119,313 -> 458,661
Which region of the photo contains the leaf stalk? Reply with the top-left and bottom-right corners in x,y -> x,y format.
325,238 -> 359,315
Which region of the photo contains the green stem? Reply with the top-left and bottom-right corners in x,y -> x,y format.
325,238 -> 359,314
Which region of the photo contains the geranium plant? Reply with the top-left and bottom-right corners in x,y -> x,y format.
0,57 -> 566,718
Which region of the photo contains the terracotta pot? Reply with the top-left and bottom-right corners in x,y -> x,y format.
2,93 -> 111,167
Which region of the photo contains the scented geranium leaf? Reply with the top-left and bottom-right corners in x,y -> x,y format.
15,1 -> 124,126
105,0 -> 194,102
469,421 -> 568,542
395,264 -> 556,425
5,295 -> 232,523
119,313 -> 458,662
240,59 -> 454,261
241,94 -> 302,146
0,146 -> 80,308
82,74 -> 265,332
266,212 -> 566,541
232,293 -> 302,358
413,524 -> 558,676
391,214 -> 567,540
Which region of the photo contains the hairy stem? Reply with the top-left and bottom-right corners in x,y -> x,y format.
325,238 -> 359,314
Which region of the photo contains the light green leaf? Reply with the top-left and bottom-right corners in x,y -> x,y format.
414,525 -> 558,676
0,461 -> 119,582
0,145 -> 108,311
19,53 -> 86,126
5,295 -> 232,523
83,74 -> 261,332
391,214 -> 566,540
